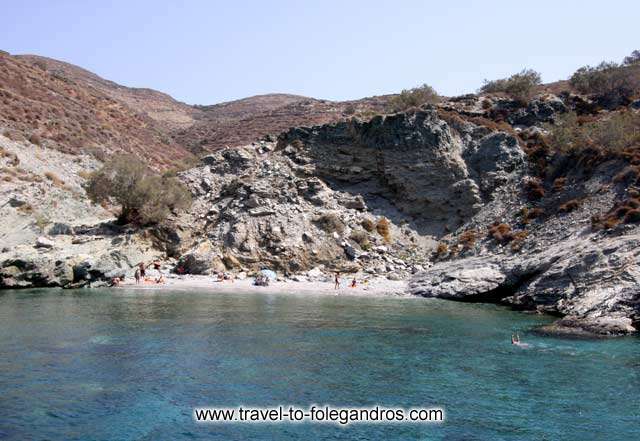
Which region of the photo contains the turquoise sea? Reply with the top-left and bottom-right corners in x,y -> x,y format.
0,289 -> 638,440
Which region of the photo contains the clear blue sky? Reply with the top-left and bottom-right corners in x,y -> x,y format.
2,0 -> 638,105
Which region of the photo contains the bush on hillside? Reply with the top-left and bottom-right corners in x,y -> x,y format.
86,155 -> 192,225
480,69 -> 542,103
570,61 -> 640,107
546,111 -> 640,154
376,217 -> 391,242
387,84 -> 439,112
314,212 -> 345,234
623,50 -> 640,66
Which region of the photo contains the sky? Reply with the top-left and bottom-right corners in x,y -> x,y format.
1,0 -> 638,105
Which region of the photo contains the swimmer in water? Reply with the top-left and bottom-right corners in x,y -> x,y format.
512,333 -> 530,348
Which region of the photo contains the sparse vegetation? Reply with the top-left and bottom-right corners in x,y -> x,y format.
86,155 -> 192,225
77,170 -> 92,180
570,56 -> 640,107
361,218 -> 375,232
458,229 -> 477,249
520,207 -> 544,225
435,242 -> 449,257
34,214 -> 50,233
44,171 -> 65,187
559,199 -> 580,213
480,69 -> 542,103
314,212 -> 345,234
524,178 -> 545,200
624,50 -> 640,66
349,229 -> 371,250
387,84 -> 439,113
552,177 -> 566,192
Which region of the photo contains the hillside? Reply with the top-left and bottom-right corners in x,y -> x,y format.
10,53 -> 391,158
0,52 -> 192,169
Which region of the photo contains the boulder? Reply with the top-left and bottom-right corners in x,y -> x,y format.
409,258 -> 507,300
223,252 -> 241,269
49,223 -> 74,235
34,237 -> 55,249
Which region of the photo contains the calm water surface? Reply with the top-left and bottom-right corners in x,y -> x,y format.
0,288 -> 639,440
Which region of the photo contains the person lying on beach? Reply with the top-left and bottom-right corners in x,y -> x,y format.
155,274 -> 165,284
109,277 -> 121,287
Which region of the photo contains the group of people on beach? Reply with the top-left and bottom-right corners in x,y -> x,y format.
133,261 -> 165,285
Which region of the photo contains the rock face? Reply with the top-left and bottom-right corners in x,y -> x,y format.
410,231 -> 640,336
177,108 -> 525,278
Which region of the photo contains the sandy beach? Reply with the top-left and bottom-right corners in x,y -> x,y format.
115,274 -> 409,297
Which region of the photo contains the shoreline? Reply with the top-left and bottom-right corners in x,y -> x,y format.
114,275 -> 409,298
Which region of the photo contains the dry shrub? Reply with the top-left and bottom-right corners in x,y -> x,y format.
17,203 -> 34,214
361,218 -> 375,232
376,217 -> 391,242
521,207 -> 544,224
596,195 -> 640,229
349,229 -> 371,250
613,166 -> 640,186
44,171 -> 65,187
458,229 -> 477,249
552,177 -> 566,192
77,170 -> 92,180
510,231 -> 529,251
488,222 -> 513,243
524,178 -> 545,200
435,242 -> 449,257
559,199 -> 580,213
315,212 -> 345,234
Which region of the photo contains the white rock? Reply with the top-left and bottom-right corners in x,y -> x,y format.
35,236 -> 55,249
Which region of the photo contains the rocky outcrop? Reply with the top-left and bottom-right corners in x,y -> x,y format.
176,108 -> 526,278
410,233 -> 640,336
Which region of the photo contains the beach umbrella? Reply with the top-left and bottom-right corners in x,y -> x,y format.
260,269 -> 277,280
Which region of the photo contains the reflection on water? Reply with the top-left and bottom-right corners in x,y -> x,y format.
0,288 -> 639,440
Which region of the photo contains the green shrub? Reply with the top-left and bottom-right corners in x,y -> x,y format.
570,61 -> 640,107
480,69 -> 541,102
623,50 -> 640,66
86,155 -> 192,225
547,111 -> 640,154
387,84 -> 439,112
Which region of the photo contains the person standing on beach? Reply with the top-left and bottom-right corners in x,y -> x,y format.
334,272 -> 340,290
138,262 -> 146,279
134,267 -> 141,284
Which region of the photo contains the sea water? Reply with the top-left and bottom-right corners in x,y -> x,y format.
0,288 -> 638,440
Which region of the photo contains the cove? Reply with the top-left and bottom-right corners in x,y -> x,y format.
0,289 -> 639,440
